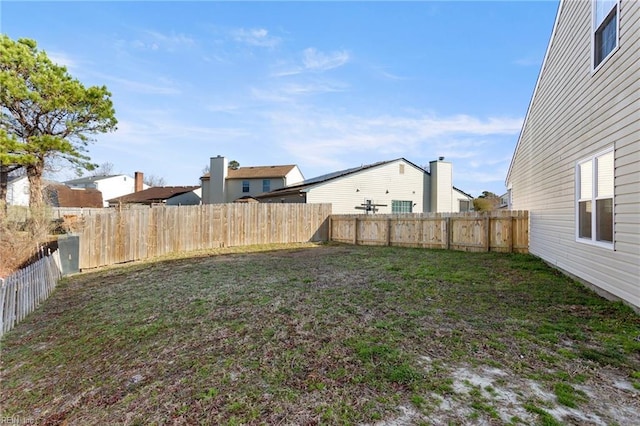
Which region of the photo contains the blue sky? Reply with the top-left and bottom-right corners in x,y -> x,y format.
2,1 -> 559,197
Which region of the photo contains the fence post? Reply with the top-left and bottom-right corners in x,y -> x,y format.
386,218 -> 391,246
445,217 -> 451,250
508,216 -> 514,253
328,216 -> 333,242
0,277 -> 4,336
484,215 -> 490,252
353,217 -> 358,245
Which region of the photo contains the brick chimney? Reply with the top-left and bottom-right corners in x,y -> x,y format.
134,171 -> 144,192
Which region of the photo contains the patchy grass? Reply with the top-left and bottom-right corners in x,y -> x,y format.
1,243 -> 639,425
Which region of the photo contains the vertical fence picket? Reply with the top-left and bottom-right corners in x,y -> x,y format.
0,249 -> 64,338
329,211 -> 528,253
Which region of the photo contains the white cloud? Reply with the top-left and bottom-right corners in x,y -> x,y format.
261,109 -> 522,191
376,68 -> 406,80
231,28 -> 280,48
272,48 -> 350,77
251,81 -> 347,103
205,103 -> 242,113
513,55 -> 542,67
302,48 -> 350,72
47,51 -> 78,70
100,74 -> 182,95
134,30 -> 195,52
100,109 -> 250,150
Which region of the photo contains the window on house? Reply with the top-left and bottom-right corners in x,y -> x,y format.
399,164 -> 405,174
577,148 -> 614,246
459,200 -> 471,212
262,179 -> 270,192
392,200 -> 413,214
242,180 -> 250,193
593,0 -> 618,68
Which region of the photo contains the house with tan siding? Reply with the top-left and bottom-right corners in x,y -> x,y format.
506,0 -> 639,309
200,156 -> 304,204
257,158 -> 473,215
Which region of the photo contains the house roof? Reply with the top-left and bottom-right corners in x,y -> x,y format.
108,186 -> 199,204
45,184 -> 103,208
7,175 -> 28,184
201,165 -> 297,180
256,158 -> 474,200
270,159 -> 412,192
64,174 -> 130,185
9,175 -> 59,187
258,159 -> 411,199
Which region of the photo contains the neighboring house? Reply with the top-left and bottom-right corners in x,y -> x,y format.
107,186 -> 201,207
65,172 -> 148,207
256,158 -> 473,214
499,192 -> 510,209
200,156 -> 305,204
45,184 -> 103,208
506,0 -> 639,309
6,175 -> 62,206
5,175 -> 30,206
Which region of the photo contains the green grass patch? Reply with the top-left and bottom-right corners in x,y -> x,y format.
553,382 -> 588,408
524,403 -> 563,426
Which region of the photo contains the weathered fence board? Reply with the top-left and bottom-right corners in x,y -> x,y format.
76,203 -> 332,269
1,250 -> 62,337
330,211 -> 529,253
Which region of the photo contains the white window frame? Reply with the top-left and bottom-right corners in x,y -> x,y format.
575,146 -> 614,249
592,0 -> 620,71
242,180 -> 250,193
262,179 -> 270,193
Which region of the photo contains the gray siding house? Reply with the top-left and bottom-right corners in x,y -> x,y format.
506,0 -> 639,309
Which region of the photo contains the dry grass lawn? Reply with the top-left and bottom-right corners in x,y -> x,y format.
1,243 -> 639,425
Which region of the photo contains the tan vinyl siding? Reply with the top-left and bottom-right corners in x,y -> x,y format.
508,0 -> 640,308
305,160 -> 425,215
226,177 -> 286,201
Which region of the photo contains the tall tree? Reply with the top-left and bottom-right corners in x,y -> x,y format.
473,190 -> 501,212
0,36 -> 117,208
90,162 -> 116,177
144,174 -> 166,187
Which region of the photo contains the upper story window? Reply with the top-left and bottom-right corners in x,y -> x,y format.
593,0 -> 619,69
262,179 -> 270,193
459,200 -> 471,212
576,148 -> 614,247
242,180 -> 250,193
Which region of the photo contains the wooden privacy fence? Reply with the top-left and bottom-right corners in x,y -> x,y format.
77,203 -> 332,269
0,249 -> 62,337
329,210 -> 529,253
